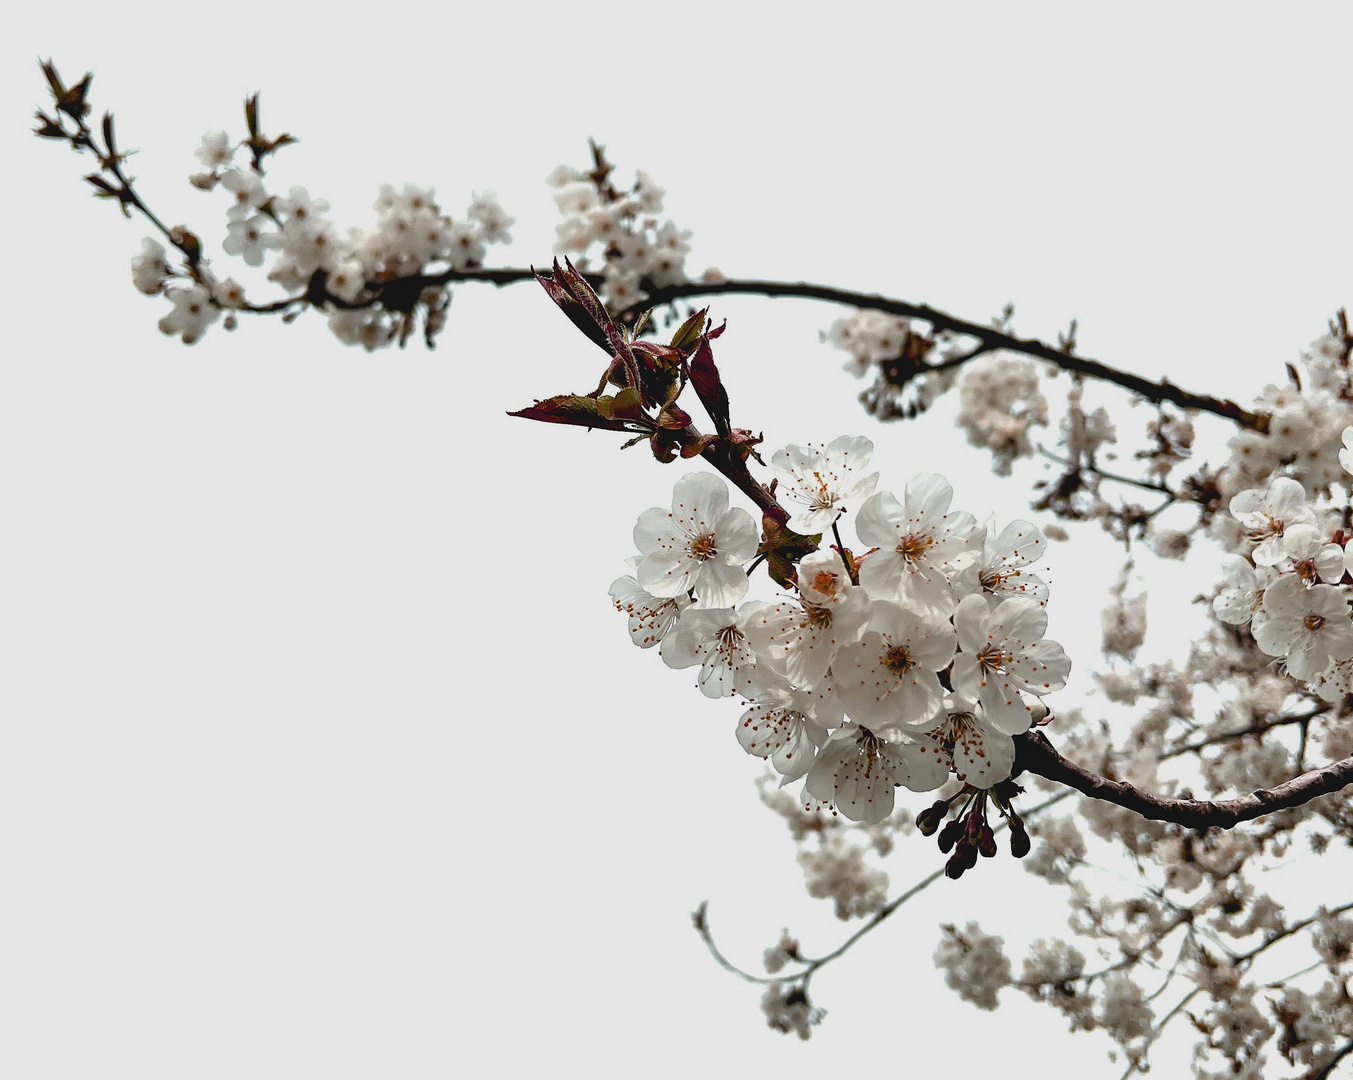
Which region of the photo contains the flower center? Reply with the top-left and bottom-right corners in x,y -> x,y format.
978,643 -> 1010,674
811,569 -> 840,598
806,604 -> 833,629
808,472 -> 836,510
1305,613 -> 1327,632
855,726 -> 883,778
936,712 -> 976,754
895,531 -> 934,565
1246,515 -> 1284,543
689,533 -> 717,561
713,625 -> 747,666
979,566 -> 1017,593
883,645 -> 915,675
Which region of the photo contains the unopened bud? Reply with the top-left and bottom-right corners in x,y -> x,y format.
1009,822 -> 1031,859
916,799 -> 948,836
979,826 -> 997,858
168,226 -> 202,263
937,818 -> 964,854
965,810 -> 984,841
944,849 -> 969,880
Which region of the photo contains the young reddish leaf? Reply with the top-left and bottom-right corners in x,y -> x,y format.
101,112 -> 117,157
651,429 -> 682,462
533,264 -> 611,354
508,394 -> 646,432
726,427 -> 765,465
603,320 -> 643,398
558,258 -> 610,334
657,405 -> 692,429
555,258 -> 643,397
680,434 -> 718,458
604,387 -> 646,421
689,334 -> 731,437
631,340 -> 683,365
669,308 -> 708,354
33,111 -> 65,138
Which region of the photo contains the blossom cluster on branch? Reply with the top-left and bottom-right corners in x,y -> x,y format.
34,60 -> 1353,1079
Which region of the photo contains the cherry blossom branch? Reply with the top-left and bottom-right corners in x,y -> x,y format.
1231,899 -> 1353,965
1310,1039 -> 1353,1080
35,64 -> 1271,436
35,63 -> 199,269
616,279 -> 1268,431
1159,706 -> 1332,761
1014,730 -> 1353,828
1036,446 -> 1178,499
694,790 -> 1074,988
1122,988 -> 1201,1080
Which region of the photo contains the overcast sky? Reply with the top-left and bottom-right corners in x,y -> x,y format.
6,4 -> 1353,1078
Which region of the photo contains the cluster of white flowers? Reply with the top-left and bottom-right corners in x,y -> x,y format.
820,310 -> 917,379
797,841 -> 888,920
1211,472 -> 1353,693
546,162 -> 698,309
933,922 -> 1012,1011
1218,328 -> 1353,499
954,352 -> 1050,475
1101,564 -> 1148,659
129,129 -> 514,348
759,983 -> 823,1040
609,436 -> 1071,827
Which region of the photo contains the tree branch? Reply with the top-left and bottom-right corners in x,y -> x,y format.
1015,730 -> 1353,828
621,278 -> 1268,430
1310,1039 -> 1353,1080
698,789 -> 1075,987
1159,706 -> 1331,761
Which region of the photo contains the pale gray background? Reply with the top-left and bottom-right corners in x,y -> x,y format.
4,3 -> 1352,1077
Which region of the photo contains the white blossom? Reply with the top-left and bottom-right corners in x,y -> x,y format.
194,130 -> 233,170
633,473 -> 757,607
130,238 -> 168,295
735,681 -> 833,783
855,474 -> 976,615
1229,476 -> 1317,565
467,191 -> 515,244
1280,522 -> 1346,583
934,922 -> 1011,1011
1213,557 -> 1272,626
803,725 -> 947,823
745,585 -> 870,690
156,283 -> 219,344
221,213 -> 277,267
834,601 -> 956,728
795,549 -> 854,607
951,594 -> 1070,734
769,436 -> 879,536
1251,574 -> 1353,679
923,694 -> 1016,788
956,518 -> 1049,605
609,575 -> 690,648
220,168 -> 267,221
659,605 -> 763,698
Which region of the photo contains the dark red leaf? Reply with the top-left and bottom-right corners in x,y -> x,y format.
689,334 -> 731,437
508,394 -> 645,432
